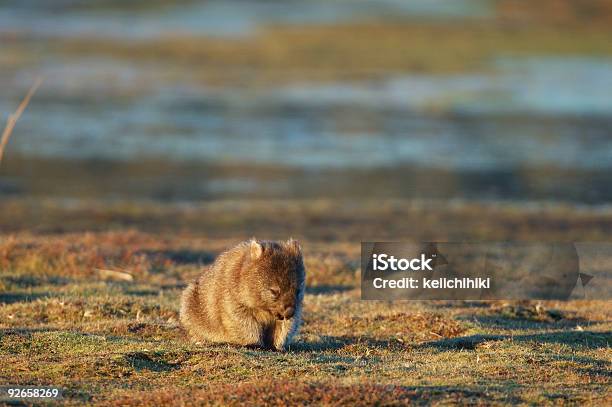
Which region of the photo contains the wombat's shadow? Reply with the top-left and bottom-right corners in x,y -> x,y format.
209,335 -> 396,353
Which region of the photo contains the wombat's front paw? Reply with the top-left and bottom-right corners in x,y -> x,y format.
272,340 -> 287,351
272,319 -> 294,351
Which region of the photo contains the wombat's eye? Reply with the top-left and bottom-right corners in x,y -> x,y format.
269,287 -> 280,299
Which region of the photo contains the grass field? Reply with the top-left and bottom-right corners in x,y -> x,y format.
1,0 -> 611,404
0,199 -> 610,405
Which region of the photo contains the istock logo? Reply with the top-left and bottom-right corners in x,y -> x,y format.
362,242 -> 610,301
372,253 -> 434,271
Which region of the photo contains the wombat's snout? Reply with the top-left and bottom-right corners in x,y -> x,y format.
277,305 -> 295,320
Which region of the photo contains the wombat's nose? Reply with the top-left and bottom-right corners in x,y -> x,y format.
282,306 -> 295,319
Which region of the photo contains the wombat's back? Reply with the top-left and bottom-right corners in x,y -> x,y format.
179,243 -> 251,343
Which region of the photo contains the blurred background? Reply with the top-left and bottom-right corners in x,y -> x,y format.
1,0 -> 612,203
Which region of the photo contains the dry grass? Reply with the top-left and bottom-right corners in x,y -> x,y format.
0,78 -> 42,166
0,200 -> 610,405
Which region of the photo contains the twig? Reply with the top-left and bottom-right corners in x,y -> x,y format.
95,268 -> 135,282
0,77 -> 43,166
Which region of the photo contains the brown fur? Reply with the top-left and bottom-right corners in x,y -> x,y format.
180,238 -> 305,351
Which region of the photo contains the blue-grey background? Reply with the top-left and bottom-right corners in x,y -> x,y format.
1,0 -> 611,202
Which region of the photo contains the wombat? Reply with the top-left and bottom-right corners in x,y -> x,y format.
180,238 -> 305,351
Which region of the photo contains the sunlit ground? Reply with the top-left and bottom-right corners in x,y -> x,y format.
1,199 -> 611,405
1,1 -> 612,405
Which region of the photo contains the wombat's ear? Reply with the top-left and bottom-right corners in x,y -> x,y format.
286,238 -> 301,255
250,239 -> 263,259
